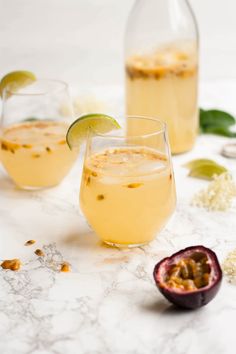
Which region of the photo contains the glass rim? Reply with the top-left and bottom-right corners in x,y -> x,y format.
92,115 -> 167,140
4,79 -> 69,97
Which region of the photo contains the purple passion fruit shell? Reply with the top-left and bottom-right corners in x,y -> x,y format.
153,246 -> 222,309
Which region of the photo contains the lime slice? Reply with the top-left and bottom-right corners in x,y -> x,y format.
0,71 -> 36,98
189,164 -> 227,180
184,158 -> 227,180
66,113 -> 121,149
184,159 -> 217,170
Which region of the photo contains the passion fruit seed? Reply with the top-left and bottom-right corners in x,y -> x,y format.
153,245 -> 222,309
166,254 -> 211,291
1,259 -> 21,271
34,249 -> 45,257
24,239 -> 36,246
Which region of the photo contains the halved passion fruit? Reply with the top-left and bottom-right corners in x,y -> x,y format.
153,246 -> 222,309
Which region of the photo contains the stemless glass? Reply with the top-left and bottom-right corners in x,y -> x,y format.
80,116 -> 176,248
0,79 -> 78,189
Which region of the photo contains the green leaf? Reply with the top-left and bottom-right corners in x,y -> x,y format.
22,117 -> 55,122
23,117 -> 38,122
200,109 -> 235,130
200,108 -> 236,137
203,126 -> 236,137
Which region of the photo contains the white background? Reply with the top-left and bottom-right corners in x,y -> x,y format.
1,0 -> 236,87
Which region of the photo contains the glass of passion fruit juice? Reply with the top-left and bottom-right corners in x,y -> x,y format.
0,80 -> 78,189
80,116 -> 176,247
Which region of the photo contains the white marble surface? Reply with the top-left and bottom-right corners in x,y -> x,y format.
1,1 -> 236,352
1,82 -> 236,354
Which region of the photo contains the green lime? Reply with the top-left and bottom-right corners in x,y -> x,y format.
184,158 -> 227,180
184,159 -> 217,170
189,164 -> 227,180
0,71 -> 36,98
66,113 -> 121,149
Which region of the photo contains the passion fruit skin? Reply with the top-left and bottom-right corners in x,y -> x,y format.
153,246 -> 222,309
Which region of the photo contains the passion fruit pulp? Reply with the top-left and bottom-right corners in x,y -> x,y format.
153,246 -> 222,309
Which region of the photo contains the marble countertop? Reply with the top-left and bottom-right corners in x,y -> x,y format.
1,83 -> 236,354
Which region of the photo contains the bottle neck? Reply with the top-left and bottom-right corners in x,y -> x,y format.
135,0 -> 191,12
126,0 -> 198,55
138,0 -> 188,4
133,0 -> 196,31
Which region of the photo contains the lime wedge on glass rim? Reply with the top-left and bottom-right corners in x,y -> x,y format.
0,71 -> 36,98
66,114 -> 121,149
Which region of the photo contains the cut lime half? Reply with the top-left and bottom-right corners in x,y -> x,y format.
0,71 -> 36,98
66,113 -> 121,149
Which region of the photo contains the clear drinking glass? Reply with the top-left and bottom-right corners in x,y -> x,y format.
0,79 -> 78,189
80,116 -> 176,248
125,0 -> 199,154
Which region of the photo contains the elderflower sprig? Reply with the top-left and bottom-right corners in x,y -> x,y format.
192,172 -> 236,211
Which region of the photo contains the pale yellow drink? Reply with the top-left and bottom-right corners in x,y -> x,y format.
0,120 -> 78,188
80,146 -> 176,246
126,44 -> 198,154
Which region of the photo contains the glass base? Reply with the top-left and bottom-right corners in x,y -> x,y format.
103,240 -> 150,248
16,183 -> 58,191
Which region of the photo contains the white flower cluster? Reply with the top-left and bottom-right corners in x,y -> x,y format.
223,248 -> 236,283
60,95 -> 107,117
192,172 -> 236,211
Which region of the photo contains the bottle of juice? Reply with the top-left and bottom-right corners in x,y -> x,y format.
125,0 -> 199,154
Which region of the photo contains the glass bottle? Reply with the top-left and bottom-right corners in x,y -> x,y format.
125,0 -> 199,154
